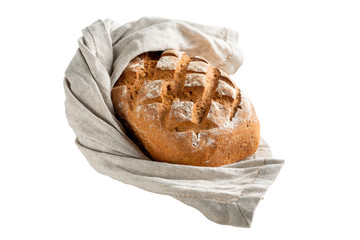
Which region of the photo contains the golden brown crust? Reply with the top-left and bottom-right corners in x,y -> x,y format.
111,50 -> 260,167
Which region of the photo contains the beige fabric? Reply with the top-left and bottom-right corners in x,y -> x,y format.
64,17 -> 284,227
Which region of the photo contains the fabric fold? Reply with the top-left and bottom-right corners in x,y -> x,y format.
64,17 -> 284,228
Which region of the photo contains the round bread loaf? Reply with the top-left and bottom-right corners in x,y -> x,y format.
111,50 -> 260,167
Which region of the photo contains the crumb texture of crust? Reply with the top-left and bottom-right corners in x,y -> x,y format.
111,50 -> 260,167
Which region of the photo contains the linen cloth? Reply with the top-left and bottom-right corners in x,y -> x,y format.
64,17 -> 284,227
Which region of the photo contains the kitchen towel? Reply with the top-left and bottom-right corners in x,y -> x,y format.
64,17 -> 284,227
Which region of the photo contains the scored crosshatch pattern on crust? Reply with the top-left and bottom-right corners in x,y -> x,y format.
114,50 -> 243,133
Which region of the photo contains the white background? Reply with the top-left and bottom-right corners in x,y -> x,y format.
1,0 -> 359,239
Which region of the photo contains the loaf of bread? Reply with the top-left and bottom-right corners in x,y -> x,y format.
111,50 -> 260,167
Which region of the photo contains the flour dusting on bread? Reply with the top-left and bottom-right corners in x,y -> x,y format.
111,50 -> 260,166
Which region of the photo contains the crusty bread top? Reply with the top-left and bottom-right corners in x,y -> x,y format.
111,50 -> 260,166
